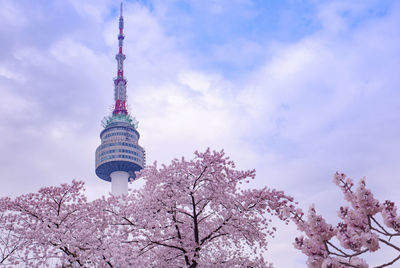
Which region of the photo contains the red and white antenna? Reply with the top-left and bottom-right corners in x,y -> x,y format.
113,1 -> 128,115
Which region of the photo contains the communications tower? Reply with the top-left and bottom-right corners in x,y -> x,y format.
95,3 -> 145,195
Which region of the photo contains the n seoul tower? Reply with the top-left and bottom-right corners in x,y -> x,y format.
95,3 -> 145,195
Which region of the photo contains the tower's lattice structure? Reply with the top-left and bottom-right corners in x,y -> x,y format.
95,3 -> 145,195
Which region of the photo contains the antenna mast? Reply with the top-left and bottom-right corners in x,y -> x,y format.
113,1 -> 128,115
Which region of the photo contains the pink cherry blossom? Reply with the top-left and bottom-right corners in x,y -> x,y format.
0,149 -> 293,267
291,172 -> 400,267
114,149 -> 293,267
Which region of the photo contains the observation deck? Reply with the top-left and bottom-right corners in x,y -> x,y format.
95,114 -> 145,182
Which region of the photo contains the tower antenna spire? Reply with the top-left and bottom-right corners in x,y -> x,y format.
113,0 -> 127,115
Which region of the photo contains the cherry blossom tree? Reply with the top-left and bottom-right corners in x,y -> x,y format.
0,149 -> 293,267
0,197 -> 26,266
291,172 -> 400,268
113,149 -> 294,267
2,181 -> 115,267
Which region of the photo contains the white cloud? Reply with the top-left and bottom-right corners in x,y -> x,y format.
0,0 -> 28,31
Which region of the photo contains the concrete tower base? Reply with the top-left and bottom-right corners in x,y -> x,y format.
111,171 -> 129,196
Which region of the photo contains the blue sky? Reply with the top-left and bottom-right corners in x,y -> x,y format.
0,0 -> 399,266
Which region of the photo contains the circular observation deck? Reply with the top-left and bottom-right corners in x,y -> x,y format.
95,121 -> 145,182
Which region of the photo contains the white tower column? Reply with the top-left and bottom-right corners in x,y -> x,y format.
110,171 -> 129,196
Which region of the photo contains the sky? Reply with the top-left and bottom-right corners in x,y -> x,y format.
0,0 -> 399,266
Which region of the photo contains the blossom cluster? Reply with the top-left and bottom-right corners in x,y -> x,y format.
291,172 -> 400,267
